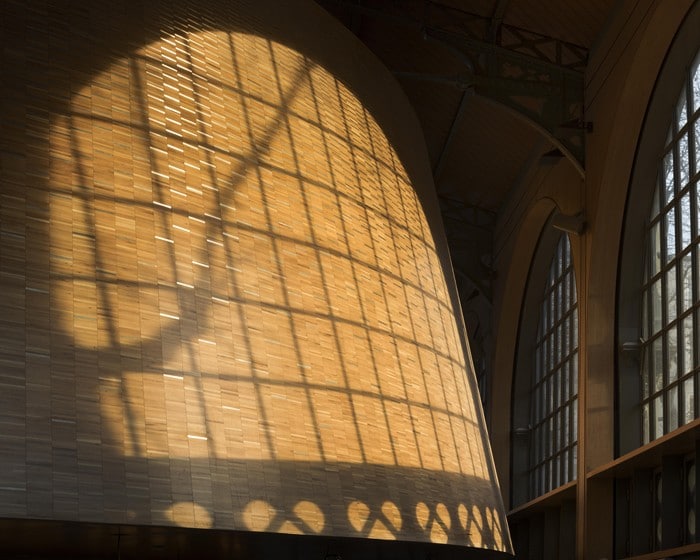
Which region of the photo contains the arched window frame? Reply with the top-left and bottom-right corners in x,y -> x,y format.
639,56 -> 700,444
618,12 -> 700,455
512,222 -> 579,506
530,233 -> 579,497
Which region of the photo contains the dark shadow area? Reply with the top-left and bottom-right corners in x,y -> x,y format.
0,498 -> 509,560
1,460 -> 507,556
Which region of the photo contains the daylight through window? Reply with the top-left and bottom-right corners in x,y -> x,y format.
530,233 -> 578,498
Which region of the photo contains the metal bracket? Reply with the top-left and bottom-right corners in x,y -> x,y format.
422,26 -> 586,175
319,0 -> 589,174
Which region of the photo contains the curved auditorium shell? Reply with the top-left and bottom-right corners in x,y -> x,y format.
0,0 -> 512,557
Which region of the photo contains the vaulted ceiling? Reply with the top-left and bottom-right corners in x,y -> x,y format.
315,0 -> 614,398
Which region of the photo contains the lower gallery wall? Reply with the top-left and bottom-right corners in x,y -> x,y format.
0,0 -> 511,556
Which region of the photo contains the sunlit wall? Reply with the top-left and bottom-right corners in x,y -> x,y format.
0,0 -> 511,553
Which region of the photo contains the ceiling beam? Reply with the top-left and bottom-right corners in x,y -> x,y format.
319,0 -> 589,173
419,25 -> 587,175
433,89 -> 472,182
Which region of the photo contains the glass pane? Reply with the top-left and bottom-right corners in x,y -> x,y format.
665,207 -> 677,263
684,314 -> 694,375
680,133 -> 690,186
668,326 -> 679,383
681,192 -> 692,249
663,150 -> 675,205
681,252 -> 693,312
696,308 -> 700,372
554,414 -> 560,452
539,384 -> 545,420
653,337 -> 664,392
684,376 -> 695,425
642,402 -> 650,444
667,266 -> 678,323
652,278 -> 663,334
654,395 -> 664,439
641,344 -> 650,399
650,221 -> 662,276
695,182 -> 700,239
669,385 -> 679,432
555,243 -> 562,277
696,118 -> 700,174
678,89 -> 688,130
549,333 -> 554,370
558,281 -> 564,320
549,300 -> 555,337
555,324 -> 561,365
693,53 -> 700,112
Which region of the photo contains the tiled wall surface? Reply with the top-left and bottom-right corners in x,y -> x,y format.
0,0 -> 510,551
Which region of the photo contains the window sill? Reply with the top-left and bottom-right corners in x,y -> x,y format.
507,479 -> 576,521
621,542 -> 700,560
587,417 -> 700,480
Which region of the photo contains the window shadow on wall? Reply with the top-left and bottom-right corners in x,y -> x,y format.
0,0 -> 509,554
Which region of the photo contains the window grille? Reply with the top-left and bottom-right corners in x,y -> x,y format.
530,233 -> 578,498
641,53 -> 700,443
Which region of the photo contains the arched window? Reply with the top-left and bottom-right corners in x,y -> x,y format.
529,233 -> 578,497
640,52 -> 700,444
512,226 -> 579,506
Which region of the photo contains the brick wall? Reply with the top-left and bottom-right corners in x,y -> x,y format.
0,0 -> 510,552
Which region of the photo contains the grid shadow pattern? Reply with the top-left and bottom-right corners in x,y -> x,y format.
0,0 -> 510,553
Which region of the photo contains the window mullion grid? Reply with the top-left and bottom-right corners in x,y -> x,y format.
673,188 -> 683,431
642,89 -> 700,444
528,235 -> 578,498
